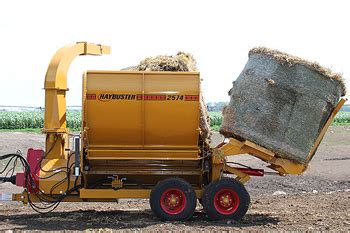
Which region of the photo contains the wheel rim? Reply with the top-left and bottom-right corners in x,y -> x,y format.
213,188 -> 240,215
160,188 -> 187,215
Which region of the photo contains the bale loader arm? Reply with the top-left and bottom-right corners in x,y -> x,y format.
212,98 -> 346,183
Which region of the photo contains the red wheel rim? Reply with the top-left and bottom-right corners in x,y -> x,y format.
213,188 -> 240,215
160,188 -> 187,215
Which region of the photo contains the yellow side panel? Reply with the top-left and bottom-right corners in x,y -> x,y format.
83,71 -> 200,153
85,72 -> 143,147
144,73 -> 199,148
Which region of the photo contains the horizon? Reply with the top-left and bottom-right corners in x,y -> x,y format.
1,101 -> 349,109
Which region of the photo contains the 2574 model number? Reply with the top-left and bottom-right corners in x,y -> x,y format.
166,95 -> 184,100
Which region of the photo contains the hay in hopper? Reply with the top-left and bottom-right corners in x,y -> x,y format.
220,47 -> 346,164
123,52 -> 211,143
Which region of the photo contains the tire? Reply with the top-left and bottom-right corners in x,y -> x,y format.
202,178 -> 250,220
150,178 -> 197,221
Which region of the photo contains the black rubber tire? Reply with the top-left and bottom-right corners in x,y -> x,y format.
150,178 -> 197,221
202,178 -> 250,221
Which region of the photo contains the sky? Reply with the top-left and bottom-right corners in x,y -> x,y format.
0,0 -> 349,107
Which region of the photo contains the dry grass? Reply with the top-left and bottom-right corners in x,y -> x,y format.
122,52 -> 197,72
249,47 -> 346,95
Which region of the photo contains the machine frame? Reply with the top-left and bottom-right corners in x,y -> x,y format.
7,42 -> 346,221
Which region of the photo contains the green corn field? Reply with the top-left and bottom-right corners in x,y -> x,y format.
332,111 -> 350,125
0,111 -> 81,130
208,111 -> 350,129
0,110 -> 349,131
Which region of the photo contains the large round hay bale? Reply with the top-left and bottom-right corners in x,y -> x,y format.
220,47 -> 346,164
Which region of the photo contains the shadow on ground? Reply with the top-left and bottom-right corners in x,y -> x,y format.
0,209 -> 280,231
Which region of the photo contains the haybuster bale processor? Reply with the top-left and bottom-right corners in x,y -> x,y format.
0,42 -> 346,221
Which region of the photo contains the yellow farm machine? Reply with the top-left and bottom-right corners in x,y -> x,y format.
0,42 -> 345,221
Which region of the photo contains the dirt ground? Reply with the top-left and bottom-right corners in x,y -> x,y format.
0,126 -> 350,231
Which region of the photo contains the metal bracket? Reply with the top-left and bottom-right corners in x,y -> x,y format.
74,137 -> 81,176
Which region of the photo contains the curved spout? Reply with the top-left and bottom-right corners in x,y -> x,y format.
43,42 -> 110,132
